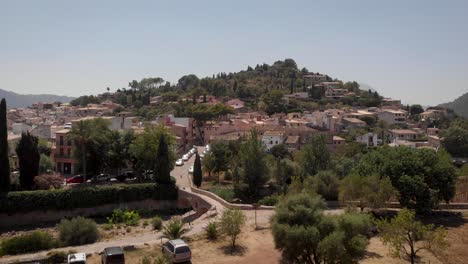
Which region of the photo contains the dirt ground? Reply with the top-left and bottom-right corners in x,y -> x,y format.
86,213 -> 468,264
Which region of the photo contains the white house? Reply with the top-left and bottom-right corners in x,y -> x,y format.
356,132 -> 380,147
262,131 -> 285,151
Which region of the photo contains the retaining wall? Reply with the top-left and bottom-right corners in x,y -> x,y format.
0,199 -> 184,229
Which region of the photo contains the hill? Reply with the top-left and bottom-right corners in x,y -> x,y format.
439,92 -> 468,118
0,88 -> 75,108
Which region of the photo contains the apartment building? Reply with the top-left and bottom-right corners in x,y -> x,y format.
54,129 -> 77,176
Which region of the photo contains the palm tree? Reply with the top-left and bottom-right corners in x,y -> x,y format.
163,218 -> 188,239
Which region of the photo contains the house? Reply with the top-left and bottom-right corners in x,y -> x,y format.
328,136 -> 346,151
381,98 -> 401,108
356,132 -> 380,147
225,99 -> 248,113
420,109 -> 445,120
284,135 -> 300,151
342,117 -> 367,129
388,129 -> 417,141
303,74 -> 328,84
54,129 -> 77,176
325,88 -> 349,98
377,109 -> 407,125
262,131 -> 286,151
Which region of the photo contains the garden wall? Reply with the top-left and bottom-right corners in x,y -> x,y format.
0,199 -> 185,229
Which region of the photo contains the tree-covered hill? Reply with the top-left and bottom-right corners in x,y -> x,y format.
73,59 -> 383,119
440,92 -> 468,119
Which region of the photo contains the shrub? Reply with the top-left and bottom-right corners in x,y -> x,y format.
258,194 -> 280,206
209,186 -> 234,202
163,218 -> 188,239
34,174 -> 64,190
206,222 -> 218,240
102,223 -> 113,230
142,220 -> 148,227
45,250 -> 71,264
58,217 -> 99,246
0,231 -> 56,255
107,209 -> 140,226
152,216 -> 163,230
0,183 -> 178,213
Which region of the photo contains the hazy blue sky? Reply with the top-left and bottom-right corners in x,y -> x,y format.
1,0 -> 467,105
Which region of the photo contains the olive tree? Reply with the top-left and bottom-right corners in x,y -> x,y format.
219,209 -> 246,253
377,209 -> 448,264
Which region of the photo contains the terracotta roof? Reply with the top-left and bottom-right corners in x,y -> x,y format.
285,136 -> 300,144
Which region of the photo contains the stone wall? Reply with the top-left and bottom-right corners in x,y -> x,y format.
0,199 -> 184,229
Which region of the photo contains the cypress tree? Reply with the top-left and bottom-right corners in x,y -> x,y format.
193,153 -> 202,188
154,135 -> 171,184
0,98 -> 10,192
16,132 -> 40,190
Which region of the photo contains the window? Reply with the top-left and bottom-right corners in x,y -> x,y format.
175,246 -> 190,253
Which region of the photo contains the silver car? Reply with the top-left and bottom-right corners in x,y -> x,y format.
162,239 -> 191,263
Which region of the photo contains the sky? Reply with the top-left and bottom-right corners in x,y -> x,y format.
1,0 -> 468,105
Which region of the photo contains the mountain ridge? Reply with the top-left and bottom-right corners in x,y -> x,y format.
0,88 -> 75,108
439,91 -> 468,118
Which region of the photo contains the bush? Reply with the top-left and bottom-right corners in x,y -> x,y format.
107,209 -> 141,226
45,250 -> 75,264
258,194 -> 280,206
163,218 -> 188,239
206,222 -> 218,240
0,231 -> 56,255
152,216 -> 163,230
0,183 -> 178,213
58,217 -> 99,246
34,174 -> 63,190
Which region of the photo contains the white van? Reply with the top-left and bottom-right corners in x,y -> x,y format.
68,253 -> 86,264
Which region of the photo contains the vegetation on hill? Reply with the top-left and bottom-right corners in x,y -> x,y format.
440,91 -> 468,119
72,59 -> 383,120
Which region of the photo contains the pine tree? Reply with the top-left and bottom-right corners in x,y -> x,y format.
193,153 -> 202,188
154,135 -> 171,184
16,132 -> 40,190
0,98 -> 10,192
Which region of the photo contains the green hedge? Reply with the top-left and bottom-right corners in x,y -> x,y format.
0,183 -> 177,213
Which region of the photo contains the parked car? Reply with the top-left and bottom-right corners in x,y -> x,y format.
188,165 -> 194,174
190,147 -> 197,154
101,247 -> 125,264
176,159 -> 184,166
87,173 -> 111,183
66,174 -> 91,184
68,253 -> 86,264
115,171 -> 133,182
182,154 -> 189,161
162,239 -> 191,263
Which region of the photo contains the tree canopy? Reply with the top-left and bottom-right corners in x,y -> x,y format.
272,193 -> 371,264
353,146 -> 457,213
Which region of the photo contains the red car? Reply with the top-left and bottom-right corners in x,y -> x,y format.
66,175 -> 90,184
